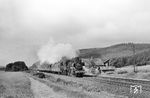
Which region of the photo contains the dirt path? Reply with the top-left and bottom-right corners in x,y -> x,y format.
29,77 -> 67,98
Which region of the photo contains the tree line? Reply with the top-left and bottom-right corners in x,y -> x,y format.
110,50 -> 150,68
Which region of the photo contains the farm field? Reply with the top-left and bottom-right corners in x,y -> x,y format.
0,71 -> 34,98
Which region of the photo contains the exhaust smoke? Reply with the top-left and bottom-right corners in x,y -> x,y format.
38,39 -> 78,64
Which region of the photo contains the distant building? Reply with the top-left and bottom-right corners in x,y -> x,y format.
82,58 -> 115,74
82,58 -> 105,68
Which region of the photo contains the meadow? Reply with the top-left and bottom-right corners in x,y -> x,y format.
0,71 -> 34,98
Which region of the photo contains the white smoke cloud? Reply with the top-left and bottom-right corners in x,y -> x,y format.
37,38 -> 77,64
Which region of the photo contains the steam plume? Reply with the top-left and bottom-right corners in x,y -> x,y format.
38,39 -> 77,64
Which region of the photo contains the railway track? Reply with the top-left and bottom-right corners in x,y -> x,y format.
87,76 -> 150,92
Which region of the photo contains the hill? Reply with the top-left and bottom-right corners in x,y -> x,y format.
79,43 -> 150,60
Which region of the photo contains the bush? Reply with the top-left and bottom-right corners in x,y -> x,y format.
5,61 -> 28,71
117,71 -> 128,74
33,72 -> 45,78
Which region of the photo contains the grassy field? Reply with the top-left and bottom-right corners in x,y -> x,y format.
0,71 -> 34,98
102,65 -> 150,80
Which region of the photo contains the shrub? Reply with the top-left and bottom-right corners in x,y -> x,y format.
5,61 -> 28,71
117,71 -> 128,74
33,72 -> 45,78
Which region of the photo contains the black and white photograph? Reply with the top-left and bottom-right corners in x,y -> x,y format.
0,0 -> 150,98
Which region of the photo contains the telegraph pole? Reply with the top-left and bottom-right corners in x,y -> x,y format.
130,43 -> 136,72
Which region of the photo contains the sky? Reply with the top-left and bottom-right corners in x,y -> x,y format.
0,0 -> 150,66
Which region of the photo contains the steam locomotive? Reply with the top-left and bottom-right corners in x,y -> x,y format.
48,57 -> 85,77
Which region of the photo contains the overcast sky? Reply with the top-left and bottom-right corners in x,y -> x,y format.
0,0 -> 150,66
